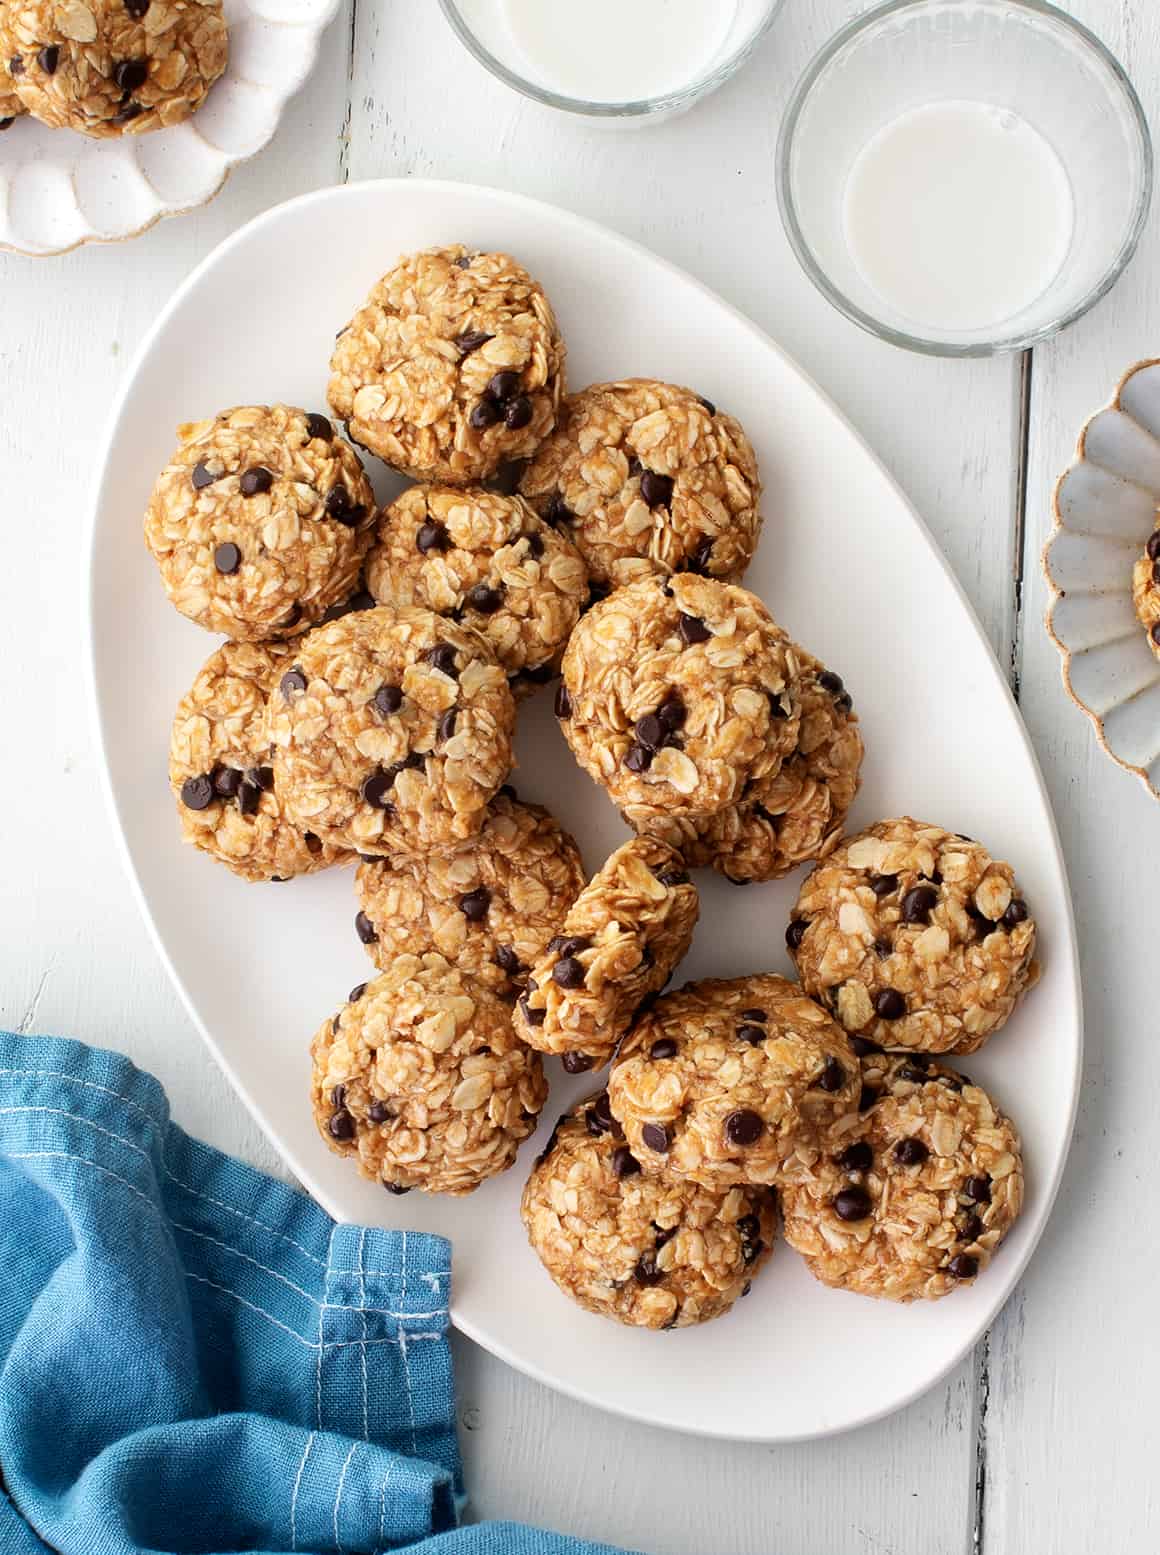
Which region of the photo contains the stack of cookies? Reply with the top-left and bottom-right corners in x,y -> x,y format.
144,242 -> 1041,1327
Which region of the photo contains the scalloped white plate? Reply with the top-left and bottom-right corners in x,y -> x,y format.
88,181 -> 1081,1441
0,0 -> 341,256
1045,358 -> 1160,798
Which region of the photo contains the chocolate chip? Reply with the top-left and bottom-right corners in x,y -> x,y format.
280,667 -> 306,698
947,1253 -> 978,1280
124,0 -> 151,17
654,1223 -> 677,1248
639,470 -> 673,508
786,919 -> 807,951
964,1174 -> 992,1203
649,1037 -> 678,1060
848,1039 -> 881,1063
324,485 -> 364,526
960,1213 -> 984,1241
900,885 -> 938,925
111,101 -> 143,125
818,670 -> 844,695
858,1084 -> 879,1113
279,603 -> 302,632
1152,623 -> 1160,647
1002,898 -> 1029,928
635,1251 -> 663,1285
894,1137 -> 929,1166
518,995 -> 545,1027
548,934 -> 592,958
546,492 -> 573,528
453,253 -> 473,269
837,1141 -> 873,1172
8,55 -> 22,76
818,1057 -> 846,1093
874,988 -> 906,1021
553,956 -> 586,990
328,1109 -> 355,1141
355,910 -> 378,945
361,769 -> 395,809
522,530 -> 545,559
678,612 -> 711,645
237,779 -> 261,817
460,886 -> 490,922
455,329 -> 493,357
624,743 -> 653,773
38,44 -> 60,74
836,691 -> 854,714
737,1024 -> 765,1046
346,983 -> 367,1005
1148,530 -> 1160,561
634,713 -> 666,752
724,1109 -> 764,1146
366,1100 -> 391,1124
554,683 -> 572,719
642,1122 -> 670,1153
870,873 -> 897,897
247,765 -> 274,792
414,519 -> 448,555
210,766 -> 240,799
611,1146 -> 640,1179
431,708 -> 455,745
486,370 -> 521,403
874,939 -> 893,959
470,399 -> 501,430
0,117 -> 14,131
657,691 -> 686,731
589,1092 -> 615,1131
657,870 -> 689,888
191,460 -> 217,490
384,1182 -> 412,1195
423,643 -> 458,678
209,539 -> 240,576
766,691 -> 788,720
834,1186 -> 872,1221
180,774 -> 214,811
113,57 -> 148,93
585,1104 -> 610,1136
688,535 -> 715,575
561,1052 -> 595,1073
466,582 -> 503,614
505,396 -> 533,430
897,1062 -> 930,1084
493,945 -> 521,977
373,684 -> 403,718
739,1008 -> 766,1022
239,466 -> 273,496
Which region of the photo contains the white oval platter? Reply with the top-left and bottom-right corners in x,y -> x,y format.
0,0 -> 341,256
1045,358 -> 1160,799
88,180 -> 1081,1442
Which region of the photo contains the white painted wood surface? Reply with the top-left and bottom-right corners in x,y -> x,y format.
0,1 -> 1150,1550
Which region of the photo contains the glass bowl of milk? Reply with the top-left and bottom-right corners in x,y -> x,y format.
440,0 -> 784,121
777,0 -> 1152,355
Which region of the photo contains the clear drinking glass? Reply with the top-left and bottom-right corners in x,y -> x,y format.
439,0 -> 784,123
777,0 -> 1153,355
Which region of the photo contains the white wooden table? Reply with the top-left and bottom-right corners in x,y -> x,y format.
1,3 -> 1155,1550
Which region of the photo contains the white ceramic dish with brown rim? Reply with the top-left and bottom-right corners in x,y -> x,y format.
1045,358 -> 1160,798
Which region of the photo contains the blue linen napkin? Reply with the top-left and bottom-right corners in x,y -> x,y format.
0,1032 -> 633,1555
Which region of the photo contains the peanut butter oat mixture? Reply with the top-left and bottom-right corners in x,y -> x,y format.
637,648 -> 863,883
266,606 -> 515,857
144,405 -> 376,641
169,639 -> 349,884
1,0 -> 227,137
1131,526 -> 1160,659
354,791 -> 586,999
310,954 -> 548,1196
513,836 -> 699,1069
609,974 -> 859,1190
558,574 -> 801,822
328,246 -> 566,484
781,1053 -> 1023,1301
365,484 -> 588,695
519,379 -> 762,591
522,1097 -> 775,1329
787,817 -> 1039,1055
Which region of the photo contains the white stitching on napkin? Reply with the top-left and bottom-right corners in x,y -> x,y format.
400,1233 -> 418,1457
289,1429 -> 315,1552
333,1440 -> 358,1555
0,1106 -> 150,1159
0,1067 -> 156,1127
6,1149 -> 157,1209
358,1227 -> 369,1442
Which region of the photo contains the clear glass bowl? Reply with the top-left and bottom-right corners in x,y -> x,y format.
777,0 -> 1153,355
439,0 -> 784,122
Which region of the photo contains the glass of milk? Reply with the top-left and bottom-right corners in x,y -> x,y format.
777,0 -> 1152,354
440,0 -> 784,122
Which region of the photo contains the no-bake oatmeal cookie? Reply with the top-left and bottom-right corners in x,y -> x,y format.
637,649 -> 863,883
519,380 -> 762,591
522,1096 -> 775,1329
266,606 -> 516,857
143,405 -> 376,640
169,639 -> 349,883
557,574 -> 801,822
328,246 -> 566,484
787,817 -> 1039,1055
512,836 -> 699,1069
365,484 -> 588,694
1131,526 -> 1160,659
354,790 -> 586,998
609,974 -> 859,1189
781,1053 -> 1023,1300
2,0 -> 228,137
310,954 -> 548,1196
